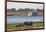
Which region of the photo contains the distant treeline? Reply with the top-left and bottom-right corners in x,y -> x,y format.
7,8 -> 43,16
7,8 -> 43,12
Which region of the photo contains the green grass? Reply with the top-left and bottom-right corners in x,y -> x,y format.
7,24 -> 16,29
33,22 -> 43,27
7,22 -> 43,30
7,23 -> 32,30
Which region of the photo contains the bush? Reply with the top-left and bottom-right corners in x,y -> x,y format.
29,22 -> 32,26
23,21 -> 32,26
23,22 -> 29,26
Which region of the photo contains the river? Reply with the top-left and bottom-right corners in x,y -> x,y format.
7,16 -> 43,23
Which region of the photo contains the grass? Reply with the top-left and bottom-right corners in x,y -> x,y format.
7,24 -> 16,29
7,21 -> 43,31
33,22 -> 43,27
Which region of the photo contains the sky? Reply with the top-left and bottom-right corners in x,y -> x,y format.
7,2 -> 43,10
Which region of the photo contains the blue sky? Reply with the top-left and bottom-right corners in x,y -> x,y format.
7,2 -> 43,10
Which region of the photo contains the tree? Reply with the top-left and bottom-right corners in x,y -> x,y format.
29,22 -> 32,26
17,8 -> 24,12
11,8 -> 16,13
23,22 -> 29,26
7,9 -> 11,13
19,24 -> 22,26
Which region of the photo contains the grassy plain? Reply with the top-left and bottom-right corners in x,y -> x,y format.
7,21 -> 43,31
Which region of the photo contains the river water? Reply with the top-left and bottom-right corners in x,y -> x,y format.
7,16 -> 43,23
